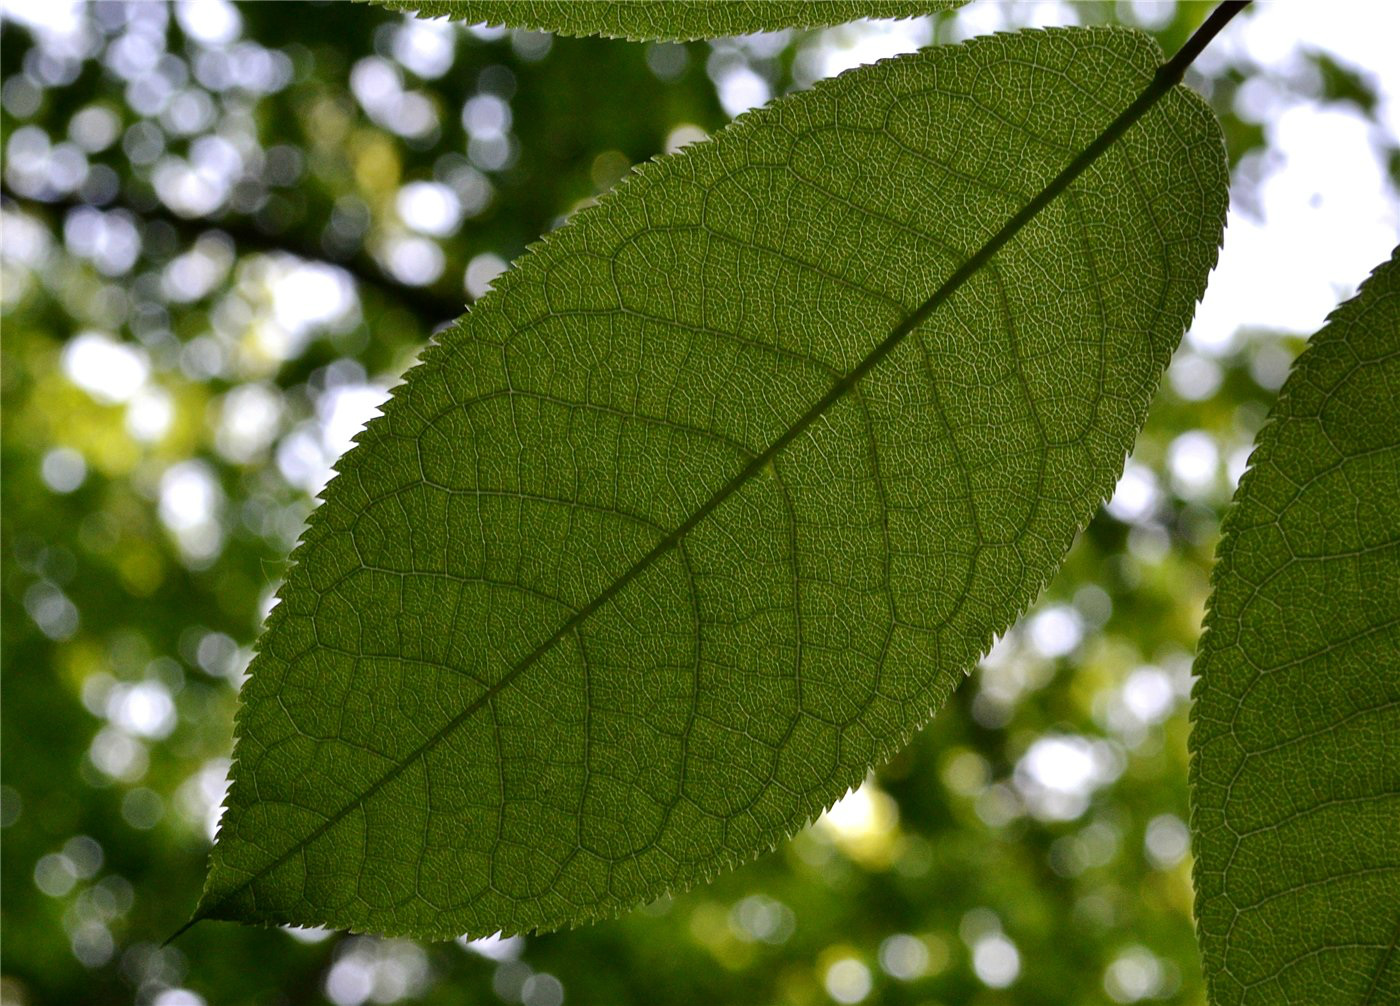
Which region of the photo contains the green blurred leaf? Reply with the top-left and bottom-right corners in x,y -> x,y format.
1191,246 -> 1400,1005
197,27 -> 1226,940
372,0 -> 962,41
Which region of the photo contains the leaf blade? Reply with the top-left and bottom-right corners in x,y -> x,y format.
201,27 -> 1227,940
371,1 -> 963,41
1191,247 -> 1400,1005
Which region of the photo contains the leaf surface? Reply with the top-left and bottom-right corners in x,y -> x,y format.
199,27 -> 1226,939
1191,247 -> 1400,1005
372,0 -> 961,41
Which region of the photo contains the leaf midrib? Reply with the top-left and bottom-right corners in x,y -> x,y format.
1361,914 -> 1400,1005
191,41 -> 1207,931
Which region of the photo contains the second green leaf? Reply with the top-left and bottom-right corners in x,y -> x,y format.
372,1 -> 963,42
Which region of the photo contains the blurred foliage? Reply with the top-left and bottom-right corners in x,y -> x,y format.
0,2 -> 1383,1005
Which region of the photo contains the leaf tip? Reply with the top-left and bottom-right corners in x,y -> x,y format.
162,911 -> 207,947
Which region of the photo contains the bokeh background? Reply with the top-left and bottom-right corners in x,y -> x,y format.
3,2 -> 1397,1005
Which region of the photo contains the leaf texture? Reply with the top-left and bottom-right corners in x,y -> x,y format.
199,27 -> 1226,939
1191,247 -> 1400,1005
372,0 -> 962,42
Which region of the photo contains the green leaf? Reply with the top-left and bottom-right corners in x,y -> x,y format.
372,0 -> 962,42
1191,248 -> 1400,1005
197,27 -> 1226,940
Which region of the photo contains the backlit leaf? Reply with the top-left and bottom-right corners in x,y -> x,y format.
373,1 -> 962,42
197,27 -> 1226,939
1191,247 -> 1400,1005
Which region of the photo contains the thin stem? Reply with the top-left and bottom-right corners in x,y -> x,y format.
1160,1 -> 1250,86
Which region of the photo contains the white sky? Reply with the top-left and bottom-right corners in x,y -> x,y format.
1187,1 -> 1400,351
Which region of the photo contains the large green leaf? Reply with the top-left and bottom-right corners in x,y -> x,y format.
373,1 -> 961,41
196,27 -> 1226,939
1191,248 -> 1400,1005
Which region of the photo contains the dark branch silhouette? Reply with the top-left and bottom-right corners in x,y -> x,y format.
0,182 -> 466,326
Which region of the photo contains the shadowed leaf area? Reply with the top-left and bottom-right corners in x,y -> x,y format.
200,26 -> 1227,939
1191,245 -> 1400,1006
371,0 -> 964,42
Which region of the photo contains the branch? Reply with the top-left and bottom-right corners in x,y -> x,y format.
0,183 -> 467,326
